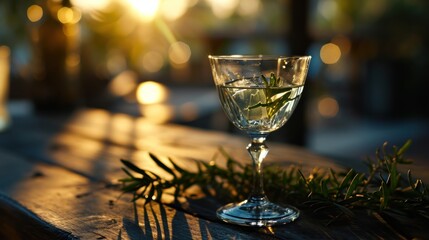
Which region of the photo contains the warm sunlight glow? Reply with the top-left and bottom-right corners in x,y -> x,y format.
71,0 -> 111,12
136,81 -> 169,104
142,51 -> 165,73
27,5 -> 44,23
109,70 -> 138,97
237,0 -> 260,17
116,15 -> 137,36
140,104 -> 174,123
126,0 -> 160,22
109,113 -> 135,145
318,96 -> 339,118
168,41 -> 191,65
160,0 -> 189,21
320,43 -> 341,64
206,0 -> 239,19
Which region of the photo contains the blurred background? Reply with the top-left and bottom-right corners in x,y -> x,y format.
0,0 -> 428,168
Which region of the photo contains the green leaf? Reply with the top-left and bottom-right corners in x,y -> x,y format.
345,173 -> 363,199
321,179 -> 329,198
329,168 -> 339,186
121,159 -> 154,180
261,74 -> 268,86
248,73 -> 299,118
168,157 -> 186,174
149,153 -> 176,177
380,181 -> 389,209
121,167 -> 136,179
121,181 -> 143,192
397,139 -> 412,156
338,169 -> 355,195
269,72 -> 276,86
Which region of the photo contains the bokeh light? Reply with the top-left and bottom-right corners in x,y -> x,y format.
27,5 -> 44,23
126,0 -> 160,22
66,53 -> 80,68
206,0 -> 239,19
320,43 -> 341,64
57,7 -> 74,24
318,0 -> 338,20
142,51 -> 165,73
106,50 -> 127,75
168,41 -> 191,65
318,96 -> 339,118
108,70 -> 138,97
140,104 -> 174,123
116,15 -> 137,36
71,0 -> 112,12
136,81 -> 169,104
57,7 -> 81,24
160,0 -> 189,21
237,0 -> 260,17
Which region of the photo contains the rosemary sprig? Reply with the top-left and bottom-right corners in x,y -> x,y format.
247,73 -> 299,118
119,140 -> 429,224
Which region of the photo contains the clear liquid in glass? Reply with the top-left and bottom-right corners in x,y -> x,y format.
218,79 -> 304,135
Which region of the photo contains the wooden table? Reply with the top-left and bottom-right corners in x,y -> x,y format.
0,108 -> 424,239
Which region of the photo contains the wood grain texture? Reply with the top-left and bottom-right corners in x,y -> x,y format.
0,109 -> 424,239
0,193 -> 76,240
0,150 -> 276,239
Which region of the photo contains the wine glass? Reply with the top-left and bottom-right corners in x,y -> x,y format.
208,55 -> 311,227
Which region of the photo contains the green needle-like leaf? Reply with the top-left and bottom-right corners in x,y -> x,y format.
338,169 -> 355,195
118,139 -> 429,229
345,173 -> 363,199
149,153 -> 176,177
397,139 -> 412,156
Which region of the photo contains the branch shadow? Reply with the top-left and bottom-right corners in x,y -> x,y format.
120,201 -> 172,240
118,198 -> 264,240
120,202 -> 150,240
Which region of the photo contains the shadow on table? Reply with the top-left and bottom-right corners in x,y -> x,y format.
118,199 -> 269,240
119,202 -> 198,240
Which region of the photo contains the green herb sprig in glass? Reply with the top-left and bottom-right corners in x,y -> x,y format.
247,73 -> 300,118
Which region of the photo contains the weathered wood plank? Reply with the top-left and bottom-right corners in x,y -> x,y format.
0,194 -> 75,240
0,150 -> 277,239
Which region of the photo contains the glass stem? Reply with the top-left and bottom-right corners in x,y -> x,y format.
247,134 -> 269,203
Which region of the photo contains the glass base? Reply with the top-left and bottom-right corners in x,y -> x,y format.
216,198 -> 299,227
